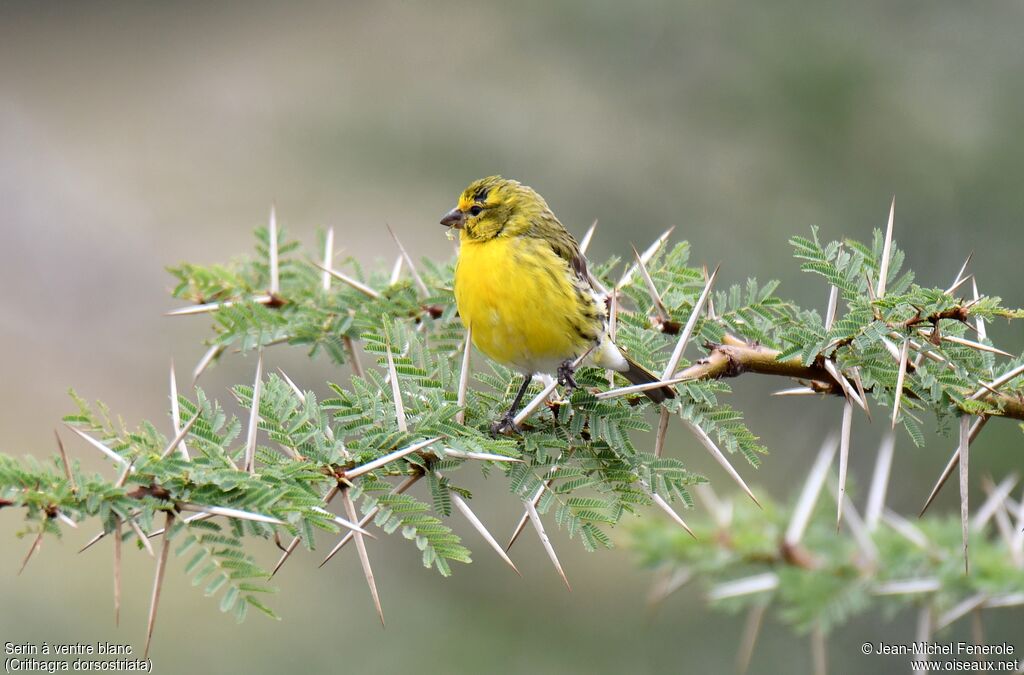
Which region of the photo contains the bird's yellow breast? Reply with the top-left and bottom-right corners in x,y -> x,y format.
454,235 -> 598,374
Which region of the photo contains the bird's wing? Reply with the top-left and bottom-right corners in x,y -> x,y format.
528,211 -> 591,288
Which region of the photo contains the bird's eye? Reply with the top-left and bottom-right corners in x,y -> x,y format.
469,205 -> 483,216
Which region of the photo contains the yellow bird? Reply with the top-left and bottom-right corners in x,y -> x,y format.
441,176 -> 675,433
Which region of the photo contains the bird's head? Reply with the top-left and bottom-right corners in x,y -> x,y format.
440,176 -> 548,241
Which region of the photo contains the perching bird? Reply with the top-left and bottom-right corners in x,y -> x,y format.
441,176 -> 675,433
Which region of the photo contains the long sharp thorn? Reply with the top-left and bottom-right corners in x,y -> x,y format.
442,448 -> 522,463
54,511 -> 77,528
785,434 -> 839,546
322,227 -> 335,291
646,567 -> 693,610
993,501 -> 1019,561
244,348 -> 264,473
823,359 -> 866,412
653,408 -> 670,458
836,400 -> 854,531
313,507 -> 376,538
388,255 -> 404,285
594,376 -> 690,400
970,363 -> 1024,401
936,593 -> 988,631
649,491 -> 696,539
54,430 -> 76,492
79,530 -> 107,554
685,420 -> 760,507
342,489 -> 385,626
66,425 -> 129,467
851,367 -> 871,421
193,344 -> 224,385
737,603 -> 767,675
385,341 -> 408,433
130,519 -> 156,557
772,386 -> 819,397
18,530 -> 44,575
160,412 -> 200,460
450,489 -> 520,575
514,351 -> 590,427
344,437 -> 441,480
631,244 -> 669,322
824,285 -> 839,332
876,196 -> 895,298
617,226 -> 674,288
144,513 -> 173,659
958,416 -> 971,574
273,485 -> 340,577
974,474 -> 1019,531
865,432 -> 895,531
579,220 -> 598,254
694,484 -> 731,529
311,261 -> 380,299
113,517 -> 122,626
944,273 -> 973,297
662,264 -> 719,379
892,338 -> 910,429
834,487 -> 878,563
939,334 -> 1011,357
386,224 -> 428,297
702,265 -> 717,320
947,251 -> 974,295
707,573 -> 779,601
882,509 -> 931,550
179,503 -> 285,525
920,416 -> 988,516
971,277 -> 986,341
507,483 -> 546,552
319,475 -> 420,568
169,361 -> 189,460
165,296 -> 274,316
276,367 -> 305,401
873,578 -> 942,596
1011,489 -> 1024,565
525,498 -> 570,590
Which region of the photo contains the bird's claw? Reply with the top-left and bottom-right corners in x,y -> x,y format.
557,360 -> 579,395
490,413 -> 521,436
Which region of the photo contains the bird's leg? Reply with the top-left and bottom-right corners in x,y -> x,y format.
492,374 -> 533,435
557,360 -> 579,395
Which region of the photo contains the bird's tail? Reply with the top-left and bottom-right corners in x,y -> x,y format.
621,354 -> 676,403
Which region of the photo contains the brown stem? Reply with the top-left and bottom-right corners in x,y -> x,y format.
677,340 -> 1024,421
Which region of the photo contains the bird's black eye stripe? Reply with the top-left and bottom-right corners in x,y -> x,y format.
469,205 -> 483,216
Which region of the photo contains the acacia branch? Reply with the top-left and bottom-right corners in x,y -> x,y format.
677,340 -> 1024,421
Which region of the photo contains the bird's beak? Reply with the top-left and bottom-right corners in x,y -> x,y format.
440,207 -> 465,229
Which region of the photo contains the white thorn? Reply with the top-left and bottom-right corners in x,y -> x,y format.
244,349 -> 264,473
662,264 -> 719,380
322,227 -> 336,291
785,433 -> 838,546
169,362 -> 190,460
876,196 -> 895,298
864,432 -> 895,531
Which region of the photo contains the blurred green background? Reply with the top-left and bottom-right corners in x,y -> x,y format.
2,1 -> 1022,673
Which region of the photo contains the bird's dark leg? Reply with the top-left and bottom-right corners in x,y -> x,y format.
557,360 -> 579,395
492,374 -> 533,435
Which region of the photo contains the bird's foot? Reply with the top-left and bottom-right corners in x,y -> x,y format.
490,413 -> 522,436
557,360 -> 579,395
